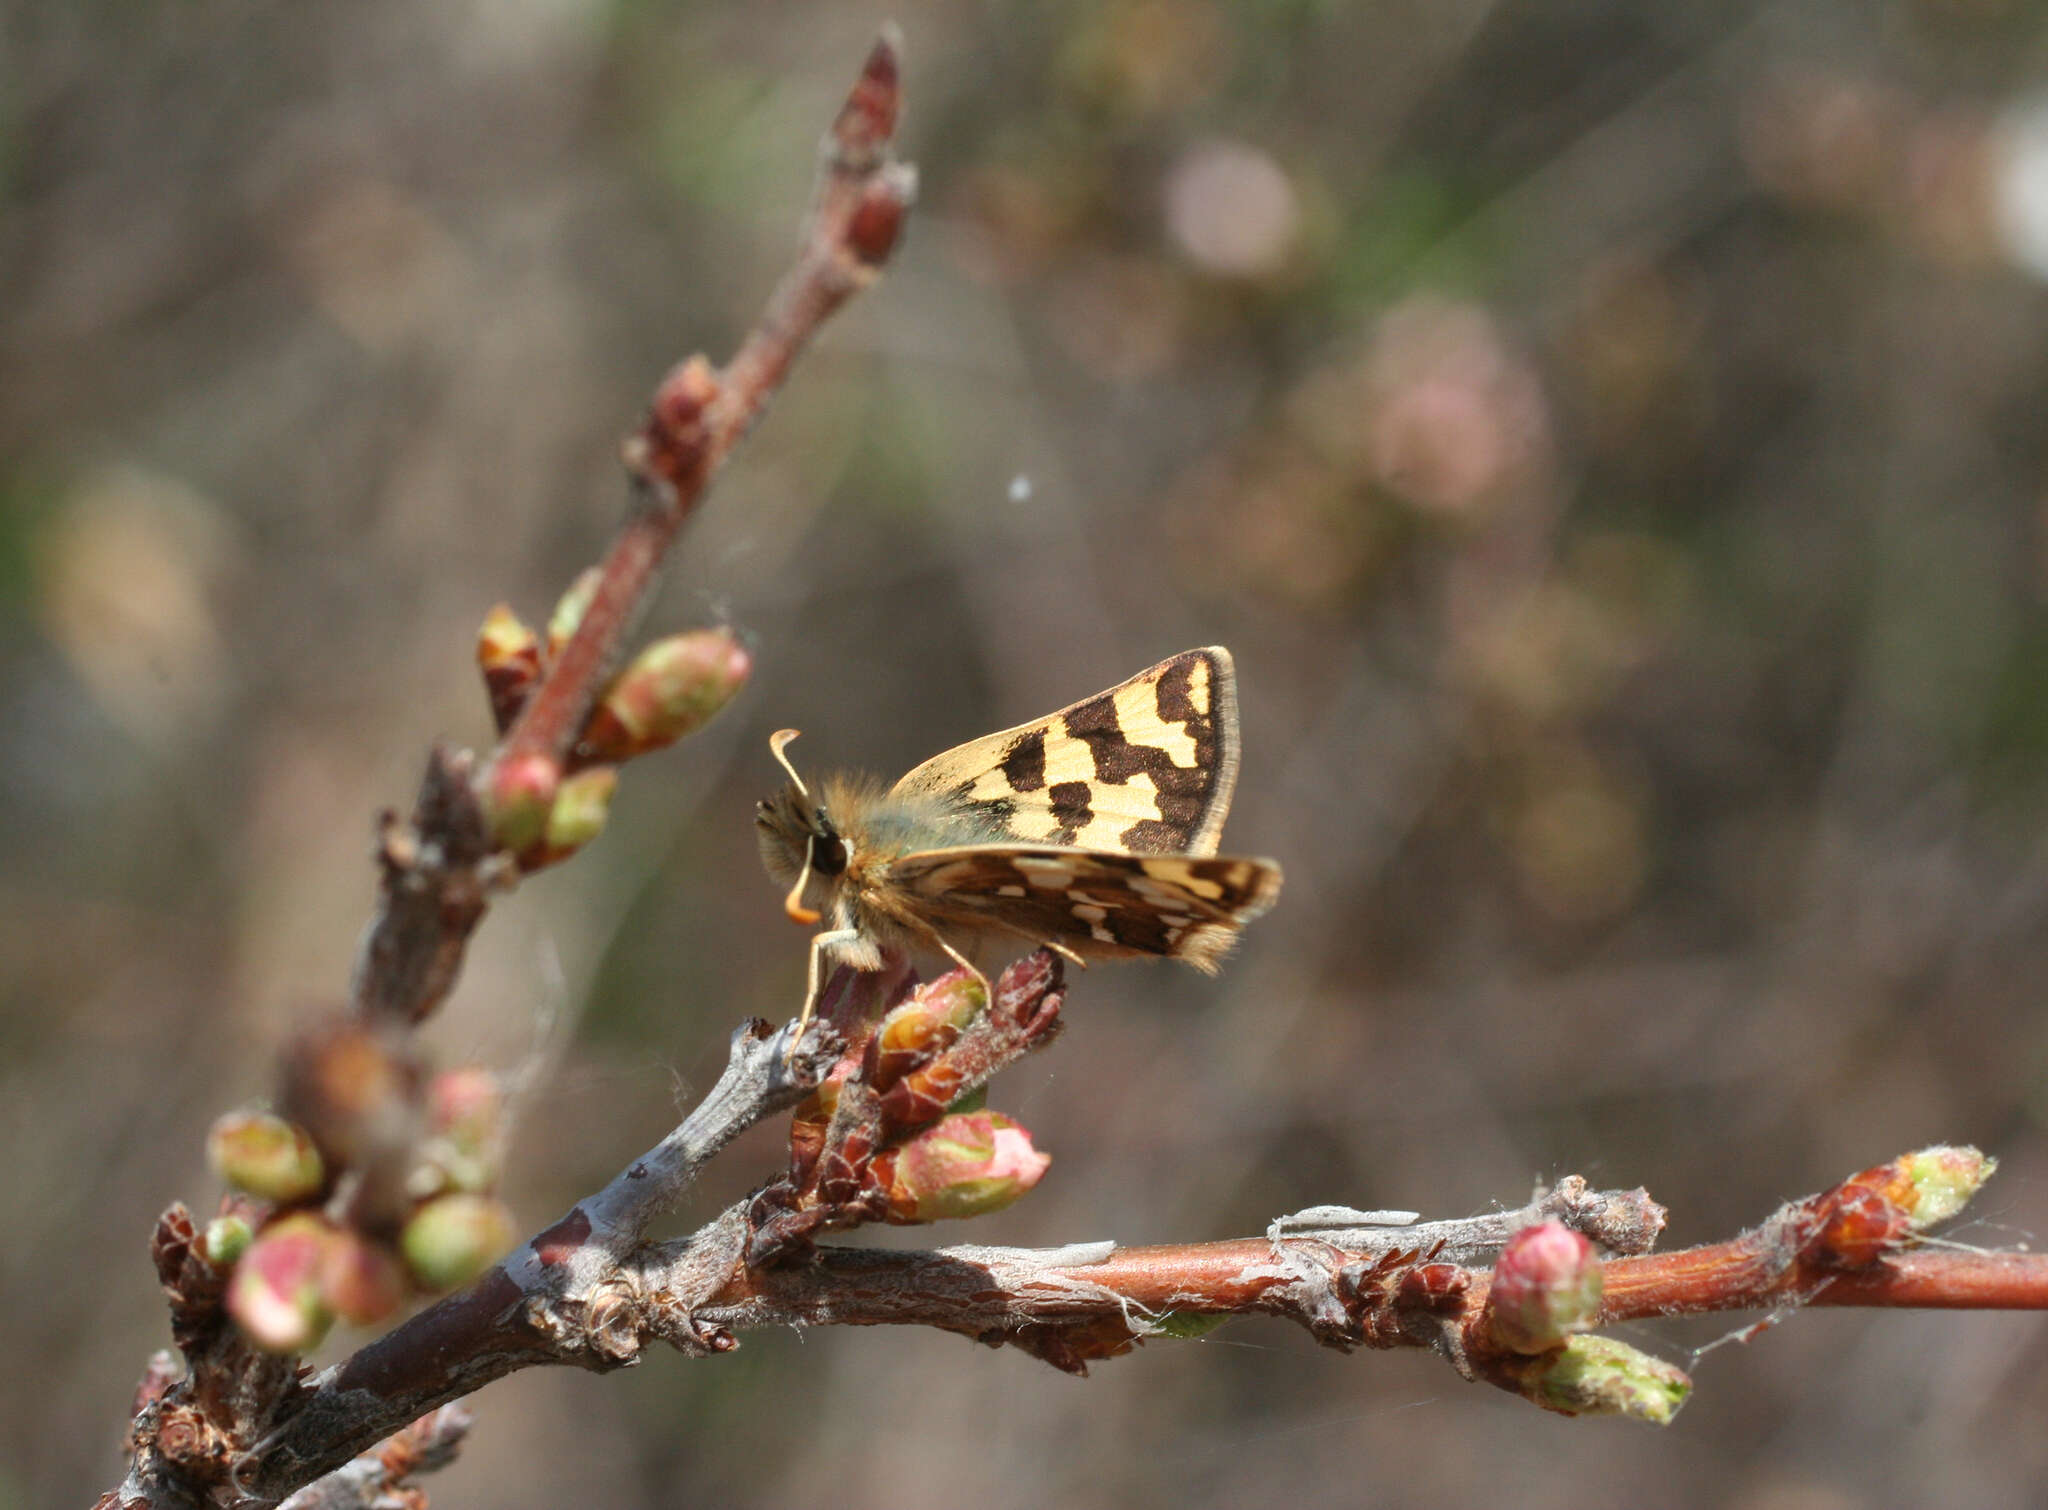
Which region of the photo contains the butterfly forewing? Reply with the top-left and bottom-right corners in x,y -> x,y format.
890,647 -> 1241,857
887,845 -> 1281,971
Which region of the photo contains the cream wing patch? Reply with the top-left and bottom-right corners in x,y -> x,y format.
890,647 -> 1242,857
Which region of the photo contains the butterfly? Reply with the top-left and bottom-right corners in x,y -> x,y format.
755,647 -> 1283,1037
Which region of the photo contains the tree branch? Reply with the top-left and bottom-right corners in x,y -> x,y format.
105,34 -> 914,1510
348,28 -> 915,1032
244,1143 -> 2038,1504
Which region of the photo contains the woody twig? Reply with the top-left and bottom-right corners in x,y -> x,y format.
362,27 -> 916,1031
105,33 -> 915,1510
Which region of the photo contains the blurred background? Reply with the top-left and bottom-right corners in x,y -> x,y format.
8,0 -> 2048,1505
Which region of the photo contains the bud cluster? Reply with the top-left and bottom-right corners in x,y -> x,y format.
746,952 -> 1066,1265
476,573 -> 751,870
207,1047 -> 519,1353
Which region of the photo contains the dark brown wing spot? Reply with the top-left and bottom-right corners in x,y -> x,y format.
1060,659 -> 1218,852
1153,654 -> 1204,726
1000,728 -> 1047,792
1047,780 -> 1093,844
1079,897 -> 1177,954
1118,818 -> 1179,851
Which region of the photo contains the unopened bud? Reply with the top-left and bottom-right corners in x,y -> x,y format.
581,629 -> 752,762
207,1112 -> 325,1204
279,1019 -> 420,1170
787,1066 -> 850,1187
1817,1145 -> 1997,1268
546,568 -> 601,659
1514,1334 -> 1689,1423
476,604 -> 543,732
201,1214 -> 254,1268
226,1215 -> 337,1353
847,167 -> 916,267
414,1067 -> 510,1196
1489,1221 -> 1604,1354
870,968 -> 987,1091
485,752 -> 561,852
885,1111 -> 1049,1223
402,1193 -> 517,1291
321,1229 -> 408,1326
552,765 -> 619,848
1897,1145 -> 1995,1229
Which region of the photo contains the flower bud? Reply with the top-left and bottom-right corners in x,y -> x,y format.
1514,1334 -> 1689,1423
201,1214 -> 254,1268
417,1067 -> 509,1196
320,1229 -> 408,1326
484,751 -> 561,852
401,1193 -> 517,1291
1897,1145 -> 1995,1229
1817,1145 -> 1997,1268
476,603 -> 542,731
546,568 -> 601,659
278,1018 -> 420,1171
786,1066 -> 850,1187
885,1112 -> 1049,1223
226,1215 -> 336,1353
869,968 -> 987,1091
580,629 -> 752,762
1488,1220 -> 1604,1354
207,1112 -> 325,1204
541,766 -> 618,857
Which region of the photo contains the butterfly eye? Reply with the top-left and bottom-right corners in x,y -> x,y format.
809,832 -> 848,877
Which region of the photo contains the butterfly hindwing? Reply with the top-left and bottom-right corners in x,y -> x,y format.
889,647 -> 1241,857
886,845 -> 1282,972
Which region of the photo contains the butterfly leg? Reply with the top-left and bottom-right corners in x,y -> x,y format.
790,926 -> 863,1061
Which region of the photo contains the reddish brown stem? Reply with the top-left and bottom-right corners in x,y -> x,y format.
490,29 -> 912,780
1604,1243 -> 2048,1314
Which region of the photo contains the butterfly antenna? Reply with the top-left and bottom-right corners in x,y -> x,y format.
768,728 -> 813,800
768,729 -> 826,923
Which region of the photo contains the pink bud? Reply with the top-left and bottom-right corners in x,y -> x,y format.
1489,1220 -> 1603,1354
420,1068 -> 509,1195
485,752 -> 561,852
320,1229 -> 408,1325
886,1112 -> 1050,1223
226,1215 -> 337,1353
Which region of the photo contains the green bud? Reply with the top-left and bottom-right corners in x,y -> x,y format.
582,629 -> 753,762
207,1111 -> 325,1204
402,1193 -> 517,1291
201,1214 -> 254,1267
1518,1335 -> 1689,1423
542,767 -> 618,854
1899,1146 -> 1996,1229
